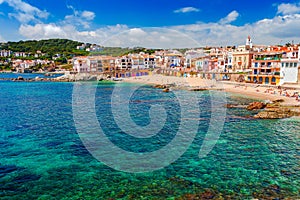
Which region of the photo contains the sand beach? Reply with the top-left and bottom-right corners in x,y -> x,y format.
123,74 -> 300,107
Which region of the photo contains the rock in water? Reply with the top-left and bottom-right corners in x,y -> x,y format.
254,107 -> 295,119
246,102 -> 266,110
17,76 -> 24,81
154,84 -> 167,89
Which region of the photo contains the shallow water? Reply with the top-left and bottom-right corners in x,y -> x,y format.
0,72 -> 63,79
0,80 -> 299,199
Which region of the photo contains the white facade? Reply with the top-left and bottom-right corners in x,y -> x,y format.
73,58 -> 90,73
166,56 -> 182,67
195,57 -> 209,71
0,50 -> 12,57
279,49 -> 300,84
144,57 -> 156,69
280,59 -> 299,85
115,57 -> 132,70
131,56 -> 145,70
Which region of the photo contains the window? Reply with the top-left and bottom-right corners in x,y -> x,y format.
265,77 -> 270,84
294,63 -> 297,67
271,77 -> 276,83
281,63 -> 285,68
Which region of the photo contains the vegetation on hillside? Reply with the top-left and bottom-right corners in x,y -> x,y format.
0,38 -> 195,59
88,47 -> 163,57
0,39 -> 89,58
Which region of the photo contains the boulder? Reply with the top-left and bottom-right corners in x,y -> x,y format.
226,104 -> 247,109
254,107 -> 295,119
162,88 -> 169,92
272,99 -> 285,103
246,102 -> 266,110
154,84 -> 167,89
17,76 -> 24,81
188,87 -> 208,91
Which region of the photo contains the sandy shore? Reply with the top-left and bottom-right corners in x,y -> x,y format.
123,75 -> 300,106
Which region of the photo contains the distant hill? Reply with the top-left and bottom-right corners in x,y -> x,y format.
0,39 -> 89,57
0,38 -> 188,58
89,47 -> 163,57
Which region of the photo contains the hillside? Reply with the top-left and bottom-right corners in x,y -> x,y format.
0,39 -> 89,57
0,39 -> 186,58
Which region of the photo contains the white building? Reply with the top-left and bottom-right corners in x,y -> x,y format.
73,57 -> 90,73
195,56 -> 210,72
144,56 -> 156,69
115,57 -> 132,70
0,50 -> 12,57
131,54 -> 145,70
280,49 -> 300,85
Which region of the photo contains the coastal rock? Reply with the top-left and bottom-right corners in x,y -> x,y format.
16,76 -> 24,81
162,88 -> 169,92
246,102 -> 266,110
154,84 -> 167,89
188,87 -> 208,91
265,102 -> 280,108
254,107 -> 295,119
272,99 -> 285,103
35,76 -> 41,81
226,104 -> 247,109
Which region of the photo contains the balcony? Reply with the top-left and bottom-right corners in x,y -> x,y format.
249,72 -> 280,76
254,57 -> 280,61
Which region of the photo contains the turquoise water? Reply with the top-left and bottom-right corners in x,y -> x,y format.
0,72 -> 63,79
0,79 -> 299,199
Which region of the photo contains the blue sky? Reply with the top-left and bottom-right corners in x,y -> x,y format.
1,0 -> 300,48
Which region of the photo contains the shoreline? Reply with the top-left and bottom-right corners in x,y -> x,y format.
1,72 -> 299,108
122,75 -> 300,107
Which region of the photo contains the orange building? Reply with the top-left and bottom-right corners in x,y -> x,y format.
247,51 -> 282,85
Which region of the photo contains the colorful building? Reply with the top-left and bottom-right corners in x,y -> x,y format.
247,51 -> 282,85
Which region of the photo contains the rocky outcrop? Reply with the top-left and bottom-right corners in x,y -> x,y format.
162,88 -> 169,92
53,73 -> 104,82
246,102 -> 266,110
154,84 -> 168,89
17,76 -> 24,81
188,87 -> 208,91
226,104 -> 247,109
226,100 -> 299,119
254,107 -> 297,119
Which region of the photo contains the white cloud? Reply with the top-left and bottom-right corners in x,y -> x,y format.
19,24 -> 66,39
277,3 -> 300,15
174,7 -> 200,13
172,13 -> 300,47
64,5 -> 96,28
12,2 -> 300,48
81,11 -> 95,20
219,10 -> 239,24
18,13 -> 300,49
1,0 -> 49,23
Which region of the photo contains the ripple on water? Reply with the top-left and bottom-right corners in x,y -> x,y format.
0,81 -> 299,199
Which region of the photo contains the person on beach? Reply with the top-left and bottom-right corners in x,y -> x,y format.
285,92 -> 290,97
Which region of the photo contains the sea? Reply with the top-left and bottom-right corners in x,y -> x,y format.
0,73 -> 299,199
